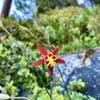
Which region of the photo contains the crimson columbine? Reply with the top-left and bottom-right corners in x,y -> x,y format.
33,44 -> 65,80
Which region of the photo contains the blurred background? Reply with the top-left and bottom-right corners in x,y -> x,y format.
0,0 -> 100,100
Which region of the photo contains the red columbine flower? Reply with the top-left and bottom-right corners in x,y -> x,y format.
33,44 -> 65,80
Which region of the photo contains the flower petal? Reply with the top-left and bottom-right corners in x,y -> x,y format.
48,66 -> 53,81
52,46 -> 59,55
33,59 -> 44,67
36,44 -> 48,55
56,58 -> 65,64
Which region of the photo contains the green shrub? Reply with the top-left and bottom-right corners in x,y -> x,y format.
33,6 -> 100,52
93,0 -> 100,5
1,6 -> 100,53
37,0 -> 77,13
28,79 -> 96,100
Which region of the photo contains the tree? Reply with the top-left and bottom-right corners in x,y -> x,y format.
37,0 -> 77,13
1,0 -> 12,17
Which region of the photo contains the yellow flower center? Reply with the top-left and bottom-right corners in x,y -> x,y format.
44,53 -> 57,67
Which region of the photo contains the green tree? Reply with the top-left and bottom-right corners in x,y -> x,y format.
37,0 -> 77,13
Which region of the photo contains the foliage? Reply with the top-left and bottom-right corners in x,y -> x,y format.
66,79 -> 96,100
28,79 -> 96,100
1,6 -> 100,53
37,0 -> 76,13
37,0 -> 100,13
34,6 -> 100,53
67,79 -> 86,92
0,34 -> 50,97
0,38 -> 32,95
65,91 -> 96,100
93,0 -> 100,5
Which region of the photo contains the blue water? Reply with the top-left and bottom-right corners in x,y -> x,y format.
54,50 -> 100,99
77,0 -> 94,8
9,0 -> 36,20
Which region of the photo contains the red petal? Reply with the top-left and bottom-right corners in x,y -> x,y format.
36,44 -> 48,56
52,46 -> 59,55
56,58 -> 65,64
48,66 -> 53,80
33,59 -> 44,67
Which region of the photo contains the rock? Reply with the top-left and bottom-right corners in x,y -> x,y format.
54,50 -> 100,99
